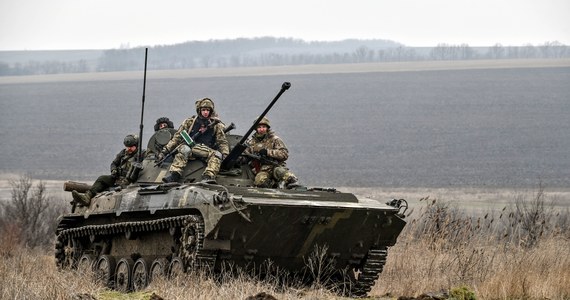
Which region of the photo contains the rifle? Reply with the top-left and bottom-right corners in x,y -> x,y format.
221,82 -> 291,170
242,152 -> 280,166
155,119 -> 231,166
126,48 -> 148,182
154,130 -> 196,166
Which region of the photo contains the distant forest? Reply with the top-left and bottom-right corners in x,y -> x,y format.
0,37 -> 568,76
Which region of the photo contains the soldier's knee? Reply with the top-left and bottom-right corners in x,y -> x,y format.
254,172 -> 272,187
211,150 -> 223,160
178,145 -> 191,156
273,167 -> 288,181
206,150 -> 222,165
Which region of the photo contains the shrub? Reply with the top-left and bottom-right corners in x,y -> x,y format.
0,174 -> 67,250
449,285 -> 477,300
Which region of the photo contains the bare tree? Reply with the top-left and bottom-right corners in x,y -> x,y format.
431,43 -> 453,60
487,43 -> 505,59
0,174 -> 66,249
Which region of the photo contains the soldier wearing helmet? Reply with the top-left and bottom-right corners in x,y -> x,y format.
71,134 -> 143,206
243,116 -> 298,188
159,97 -> 229,183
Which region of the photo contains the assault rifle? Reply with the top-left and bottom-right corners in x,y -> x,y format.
221,82 -> 291,170
242,152 -> 280,166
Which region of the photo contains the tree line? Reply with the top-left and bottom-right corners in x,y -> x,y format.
0,37 -> 568,76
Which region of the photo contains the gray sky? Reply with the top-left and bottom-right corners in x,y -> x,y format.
1,0 -> 569,51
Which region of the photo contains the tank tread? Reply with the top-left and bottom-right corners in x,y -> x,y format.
55,215 -> 204,270
351,248 -> 388,297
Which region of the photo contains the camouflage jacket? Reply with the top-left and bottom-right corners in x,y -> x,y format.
245,130 -> 289,170
110,149 -> 137,181
164,116 -> 229,155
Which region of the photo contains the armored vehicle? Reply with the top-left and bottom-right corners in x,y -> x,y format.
55,82 -> 407,297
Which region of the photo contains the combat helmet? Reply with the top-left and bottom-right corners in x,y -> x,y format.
255,116 -> 271,128
195,98 -> 215,115
123,134 -> 139,147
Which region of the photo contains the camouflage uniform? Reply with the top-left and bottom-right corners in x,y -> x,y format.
245,117 -> 297,188
90,148 -> 138,191
162,98 -> 229,179
72,134 -> 141,205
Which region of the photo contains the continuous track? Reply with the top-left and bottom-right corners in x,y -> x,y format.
54,215 -> 388,297
55,215 -> 210,271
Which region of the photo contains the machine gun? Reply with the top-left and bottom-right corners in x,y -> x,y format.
221,82 -> 291,170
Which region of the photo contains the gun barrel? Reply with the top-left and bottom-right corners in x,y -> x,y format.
224,122 -> 236,133
63,181 -> 92,193
221,82 -> 291,170
238,82 -> 290,145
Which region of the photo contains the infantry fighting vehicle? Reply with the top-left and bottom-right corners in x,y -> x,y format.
55,82 -> 407,297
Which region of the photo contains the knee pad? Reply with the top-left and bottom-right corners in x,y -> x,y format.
212,150 -> 223,160
273,167 -> 288,181
254,172 -> 272,187
178,145 -> 191,156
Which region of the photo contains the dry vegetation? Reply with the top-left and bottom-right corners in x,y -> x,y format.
375,186 -> 570,299
1,176 -> 569,299
0,248 -> 340,300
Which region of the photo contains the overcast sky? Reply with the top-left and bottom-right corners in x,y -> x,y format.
1,0 -> 569,51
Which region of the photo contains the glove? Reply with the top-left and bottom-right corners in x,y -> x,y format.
111,169 -> 118,178
237,155 -> 248,164
156,151 -> 165,162
258,148 -> 268,156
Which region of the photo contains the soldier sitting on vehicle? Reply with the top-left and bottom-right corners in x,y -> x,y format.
242,116 -> 298,188
158,98 -> 229,183
71,134 -> 143,206
147,117 -> 177,155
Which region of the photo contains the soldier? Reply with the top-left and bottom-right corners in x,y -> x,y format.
243,117 -> 298,188
148,116 -> 177,155
72,134 -> 142,206
154,116 -> 175,132
159,98 -> 229,183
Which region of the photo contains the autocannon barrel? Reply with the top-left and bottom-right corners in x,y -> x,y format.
63,181 -> 92,193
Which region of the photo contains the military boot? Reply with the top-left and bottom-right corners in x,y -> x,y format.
162,171 -> 181,183
201,174 -> 216,184
285,175 -> 299,189
72,190 -> 93,206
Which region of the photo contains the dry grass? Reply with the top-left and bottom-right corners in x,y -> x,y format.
374,191 -> 570,300
2,187 -> 569,299
0,248 -> 340,300
375,233 -> 570,299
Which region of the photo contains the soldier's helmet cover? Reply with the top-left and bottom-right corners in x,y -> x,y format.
123,134 -> 139,147
154,117 -> 174,131
195,98 -> 215,115
255,116 -> 271,128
